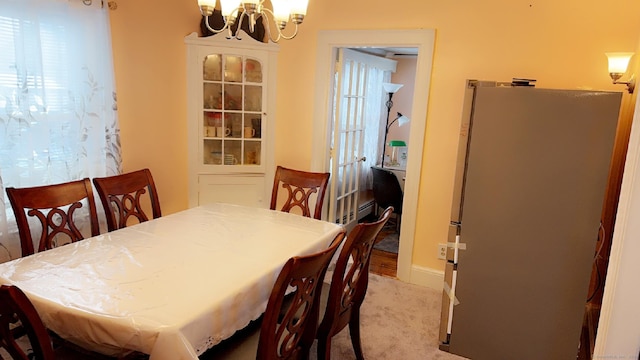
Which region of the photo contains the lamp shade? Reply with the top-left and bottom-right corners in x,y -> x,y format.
388,140 -> 407,147
383,82 -> 403,94
397,113 -> 410,126
606,52 -> 634,74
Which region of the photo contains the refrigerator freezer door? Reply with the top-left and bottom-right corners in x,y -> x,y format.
447,86 -> 621,360
450,80 -> 499,223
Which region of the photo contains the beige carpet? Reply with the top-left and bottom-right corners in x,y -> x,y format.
309,273 -> 468,360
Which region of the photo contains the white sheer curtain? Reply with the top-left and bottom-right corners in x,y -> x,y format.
0,0 -> 120,262
360,69 -> 390,190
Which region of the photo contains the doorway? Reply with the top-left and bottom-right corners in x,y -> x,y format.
311,29 -> 436,282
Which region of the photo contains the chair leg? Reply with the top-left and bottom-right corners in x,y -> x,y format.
317,333 -> 332,360
349,310 -> 365,360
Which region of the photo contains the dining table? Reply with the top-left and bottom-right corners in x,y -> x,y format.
0,202 -> 344,360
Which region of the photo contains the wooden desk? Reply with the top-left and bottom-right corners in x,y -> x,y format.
0,203 -> 343,360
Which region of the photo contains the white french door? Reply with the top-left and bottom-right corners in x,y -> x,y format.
327,48 -> 396,230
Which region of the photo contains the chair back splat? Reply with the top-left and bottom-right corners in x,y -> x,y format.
6,178 -> 100,257
93,168 -> 161,232
270,166 -> 330,220
316,207 -> 393,360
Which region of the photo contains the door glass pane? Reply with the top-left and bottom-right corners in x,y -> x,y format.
204,112 -> 222,138
244,85 -> 262,112
225,112 -> 242,138
244,141 -> 261,165
224,55 -> 243,83
204,139 -> 222,165
204,83 -> 222,110
224,141 -> 241,164
249,116 -> 262,139
203,54 -> 222,81
245,58 -> 262,83
224,84 -> 242,110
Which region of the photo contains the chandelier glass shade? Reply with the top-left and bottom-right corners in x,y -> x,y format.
198,0 -> 309,42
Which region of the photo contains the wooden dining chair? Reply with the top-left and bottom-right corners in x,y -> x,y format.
199,230 -> 346,360
0,284 -> 57,359
316,207 -> 393,360
270,166 -> 330,220
6,178 -> 100,257
92,168 -> 161,231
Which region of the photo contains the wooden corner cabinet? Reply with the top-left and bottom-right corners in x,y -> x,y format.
185,31 -> 279,208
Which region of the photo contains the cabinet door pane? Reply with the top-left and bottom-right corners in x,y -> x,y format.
204,54 -> 222,81
204,83 -> 222,110
245,85 -> 262,112
225,112 -> 242,138
244,141 -> 261,165
245,58 -> 262,83
225,84 -> 242,110
224,55 -> 243,83
204,139 -> 222,165
249,116 -> 262,139
224,141 -> 241,165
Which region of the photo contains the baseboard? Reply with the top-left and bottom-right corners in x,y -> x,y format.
408,264 -> 445,291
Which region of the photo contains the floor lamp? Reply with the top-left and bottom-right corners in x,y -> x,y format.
381,82 -> 410,168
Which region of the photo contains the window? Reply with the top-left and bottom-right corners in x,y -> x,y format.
0,0 -> 120,262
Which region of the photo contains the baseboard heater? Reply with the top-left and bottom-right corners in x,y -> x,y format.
334,199 -> 375,224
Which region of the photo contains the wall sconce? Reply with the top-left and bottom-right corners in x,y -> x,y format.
605,52 -> 635,94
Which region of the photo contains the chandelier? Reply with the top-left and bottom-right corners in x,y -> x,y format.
197,0 -> 309,42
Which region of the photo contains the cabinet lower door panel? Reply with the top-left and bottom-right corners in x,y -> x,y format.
198,174 -> 265,208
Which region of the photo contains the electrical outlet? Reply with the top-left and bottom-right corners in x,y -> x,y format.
437,244 -> 447,260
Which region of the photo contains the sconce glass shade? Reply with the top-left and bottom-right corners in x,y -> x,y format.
220,0 -> 241,16
383,82 -> 404,94
290,0 -> 309,16
272,0 -> 292,22
198,0 -> 216,6
606,52 -> 634,74
198,0 -> 217,15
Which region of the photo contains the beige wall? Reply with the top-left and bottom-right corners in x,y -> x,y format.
110,0 -> 640,271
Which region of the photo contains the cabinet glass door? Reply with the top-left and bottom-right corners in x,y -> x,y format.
202,53 -> 263,167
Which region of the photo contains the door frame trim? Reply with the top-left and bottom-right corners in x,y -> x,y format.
311,29 -> 436,282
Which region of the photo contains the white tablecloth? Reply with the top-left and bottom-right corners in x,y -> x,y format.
0,203 -> 344,360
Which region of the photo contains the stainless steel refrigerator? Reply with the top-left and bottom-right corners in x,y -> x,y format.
439,80 -> 622,360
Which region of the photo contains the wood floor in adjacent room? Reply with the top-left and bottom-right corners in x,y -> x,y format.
369,249 -> 398,278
